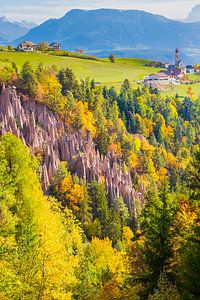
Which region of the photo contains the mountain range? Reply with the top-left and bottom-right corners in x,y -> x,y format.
0,7 -> 198,63
13,9 -> 200,63
0,17 -> 36,43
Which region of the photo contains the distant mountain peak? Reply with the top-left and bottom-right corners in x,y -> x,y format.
0,16 -> 37,43
186,4 -> 200,23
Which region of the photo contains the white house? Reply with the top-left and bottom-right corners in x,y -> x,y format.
143,68 -> 184,87
17,41 -> 37,52
144,71 -> 172,85
49,42 -> 61,51
186,65 -> 195,74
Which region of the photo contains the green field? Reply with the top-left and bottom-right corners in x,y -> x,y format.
163,82 -> 200,99
1,51 -> 200,96
0,52 -> 160,88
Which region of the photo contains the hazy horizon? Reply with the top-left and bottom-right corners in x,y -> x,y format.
0,0 -> 200,23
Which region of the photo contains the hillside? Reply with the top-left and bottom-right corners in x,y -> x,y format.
0,52 -> 160,88
1,51 -> 200,97
14,9 -> 200,63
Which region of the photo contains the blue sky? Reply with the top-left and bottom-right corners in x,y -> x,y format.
0,0 -> 199,22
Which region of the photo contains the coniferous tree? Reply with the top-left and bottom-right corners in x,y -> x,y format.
20,61 -> 38,97
182,151 -> 200,299
142,180 -> 177,291
58,68 -> 81,99
88,181 -> 110,238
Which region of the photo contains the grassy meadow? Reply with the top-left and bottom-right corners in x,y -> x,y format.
1,51 -> 200,96
163,82 -> 200,99
0,51 -> 160,88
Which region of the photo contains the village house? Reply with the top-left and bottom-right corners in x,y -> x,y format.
144,70 -> 181,87
17,41 -> 37,52
49,42 -> 61,50
144,72 -> 172,85
186,65 -> 195,74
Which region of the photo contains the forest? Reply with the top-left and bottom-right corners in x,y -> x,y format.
0,62 -> 199,299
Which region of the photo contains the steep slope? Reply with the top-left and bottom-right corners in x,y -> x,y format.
14,9 -> 200,53
0,85 -> 142,212
0,16 -> 34,42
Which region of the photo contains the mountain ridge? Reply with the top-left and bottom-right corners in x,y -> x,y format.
13,9 -> 200,62
0,16 -> 36,43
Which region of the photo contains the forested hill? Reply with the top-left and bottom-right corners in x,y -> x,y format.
0,62 -> 200,299
14,9 -> 200,62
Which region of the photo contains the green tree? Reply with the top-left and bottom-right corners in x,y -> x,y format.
88,181 -> 110,238
58,68 -> 81,99
189,151 -> 200,201
109,54 -> 115,63
142,180 -> 177,292
182,151 -> 200,299
108,197 -> 130,245
183,217 -> 200,299
0,134 -> 83,299
148,272 -> 181,300
20,61 -> 38,97
37,42 -> 49,52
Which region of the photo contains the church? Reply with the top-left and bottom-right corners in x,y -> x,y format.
143,49 -> 187,87
167,48 -> 186,74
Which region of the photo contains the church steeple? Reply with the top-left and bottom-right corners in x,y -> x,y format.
175,48 -> 179,66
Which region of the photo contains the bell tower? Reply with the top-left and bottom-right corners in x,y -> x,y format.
175,48 -> 179,66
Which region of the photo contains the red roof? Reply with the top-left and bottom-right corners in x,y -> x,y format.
18,41 -> 37,47
157,72 -> 169,78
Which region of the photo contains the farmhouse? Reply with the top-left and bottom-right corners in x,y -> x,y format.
144,68 -> 184,86
17,41 -> 37,52
49,42 -> 61,50
144,72 -> 172,85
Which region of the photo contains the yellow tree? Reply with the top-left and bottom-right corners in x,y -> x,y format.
75,237 -> 130,300
39,73 -> 63,111
0,134 -> 83,300
73,101 -> 96,138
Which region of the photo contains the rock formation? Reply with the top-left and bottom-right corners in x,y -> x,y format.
0,85 -> 143,216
